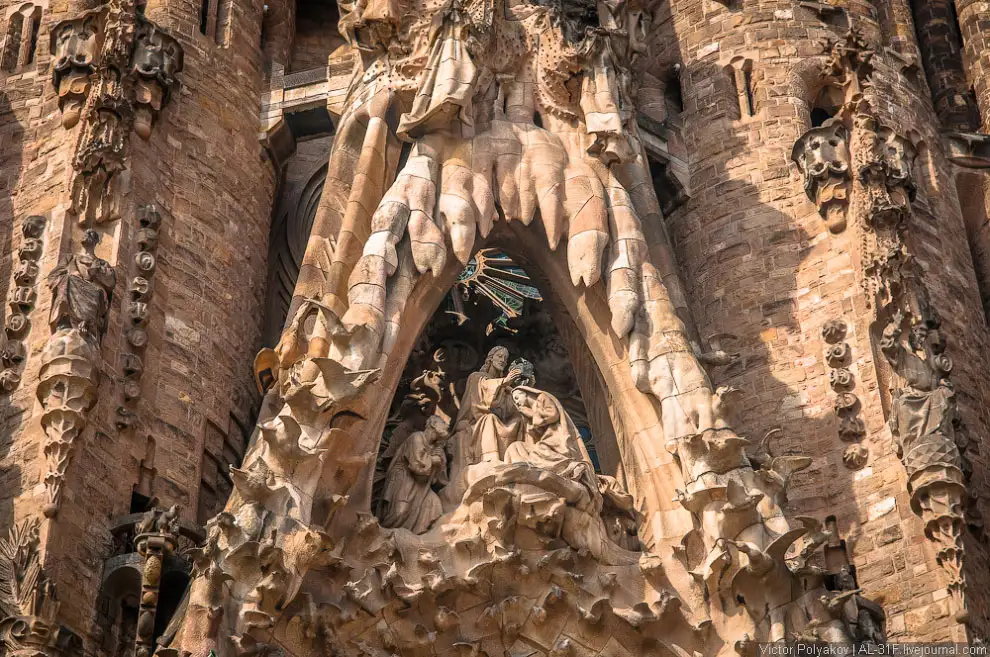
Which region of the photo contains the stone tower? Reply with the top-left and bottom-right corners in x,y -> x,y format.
0,0 -> 988,654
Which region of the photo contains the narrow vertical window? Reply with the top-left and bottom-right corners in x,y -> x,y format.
2,12 -> 24,71
199,0 -> 211,35
215,0 -> 231,46
24,6 -> 40,65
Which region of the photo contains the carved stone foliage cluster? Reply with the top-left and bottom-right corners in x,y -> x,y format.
50,0 -> 183,225
821,319 -> 868,469
38,230 -> 116,518
134,506 -> 180,657
159,4 -> 885,653
0,519 -> 60,656
1,216 -> 46,393
116,205 -> 162,431
807,30 -> 971,624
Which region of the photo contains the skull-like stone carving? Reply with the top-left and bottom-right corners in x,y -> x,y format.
792,120 -> 851,233
130,21 -> 184,139
50,11 -> 103,129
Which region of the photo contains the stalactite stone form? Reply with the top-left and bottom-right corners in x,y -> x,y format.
51,0 -> 183,225
133,507 -> 179,657
792,121 -> 852,233
0,519 -> 60,656
38,230 -> 116,518
1,216 -> 46,393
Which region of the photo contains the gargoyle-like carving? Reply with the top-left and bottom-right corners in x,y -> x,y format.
50,10 -> 103,129
792,121 -> 851,233
38,230 -> 116,518
0,520 -> 60,657
55,0 -> 184,225
130,22 -> 184,139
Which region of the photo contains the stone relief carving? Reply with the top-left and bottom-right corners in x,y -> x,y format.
116,205 -> 163,431
821,319 -> 868,469
0,519 -> 60,656
1,216 -> 46,393
159,6 -> 882,655
38,230 -> 116,518
49,11 -> 103,129
378,414 -> 450,533
134,506 -> 180,657
792,122 -> 852,233
816,29 -> 972,624
51,0 -> 183,225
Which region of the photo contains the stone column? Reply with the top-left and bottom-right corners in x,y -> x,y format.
955,0 -> 990,131
910,0 -> 981,130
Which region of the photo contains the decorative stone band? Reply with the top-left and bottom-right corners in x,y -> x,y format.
116,205 -> 163,432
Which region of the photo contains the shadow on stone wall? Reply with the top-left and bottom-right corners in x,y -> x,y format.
0,87 -> 25,533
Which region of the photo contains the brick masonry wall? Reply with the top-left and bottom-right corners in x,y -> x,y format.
652,0 -> 990,641
0,0 -> 278,641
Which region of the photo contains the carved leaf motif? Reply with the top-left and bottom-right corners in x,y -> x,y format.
0,519 -> 42,618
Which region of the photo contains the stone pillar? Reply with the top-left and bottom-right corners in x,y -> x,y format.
910,0 -> 981,130
955,0 -> 990,131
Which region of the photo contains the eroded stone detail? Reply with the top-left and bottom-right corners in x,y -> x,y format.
792,121 -> 851,233
52,0 -> 184,225
158,7 -> 883,655
116,205 -> 162,431
38,230 -> 116,518
821,319 -> 867,467
1,216 -> 46,394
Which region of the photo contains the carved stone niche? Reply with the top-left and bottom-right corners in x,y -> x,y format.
792,120 -> 852,233
130,20 -> 184,140
49,9 -> 104,130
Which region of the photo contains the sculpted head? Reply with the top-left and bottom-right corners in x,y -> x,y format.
485,346 -> 509,374
424,415 -> 450,442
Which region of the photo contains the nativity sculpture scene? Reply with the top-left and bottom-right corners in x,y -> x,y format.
145,0 -> 913,655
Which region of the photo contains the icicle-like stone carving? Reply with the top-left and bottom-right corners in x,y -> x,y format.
38,230 -> 116,518
159,5 -> 880,655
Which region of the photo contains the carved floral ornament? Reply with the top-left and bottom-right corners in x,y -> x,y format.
153,4 -> 887,655
49,0 -> 183,225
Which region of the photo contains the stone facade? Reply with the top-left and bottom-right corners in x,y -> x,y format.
0,0 -> 987,655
